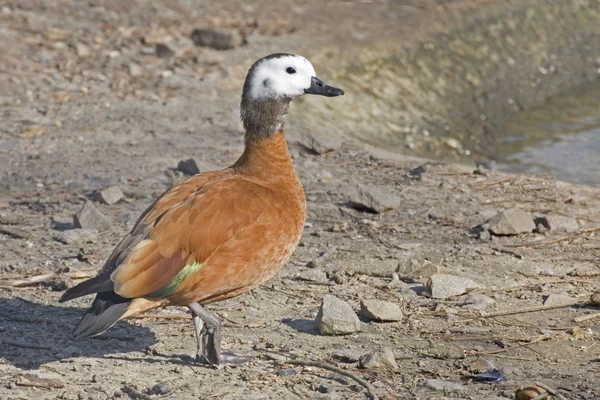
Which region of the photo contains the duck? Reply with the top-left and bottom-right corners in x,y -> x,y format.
59,53 -> 344,366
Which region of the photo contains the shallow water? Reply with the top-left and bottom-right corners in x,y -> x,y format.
491,80 -> 600,187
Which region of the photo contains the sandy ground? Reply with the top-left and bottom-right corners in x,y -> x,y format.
1,1 -> 600,399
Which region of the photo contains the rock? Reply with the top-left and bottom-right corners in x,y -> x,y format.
306,251 -> 329,268
331,348 -> 367,363
53,229 -> 98,245
424,379 -> 465,392
359,299 -> 403,322
128,62 -> 143,77
296,269 -> 329,284
459,294 -> 495,310
74,201 -> 111,232
396,260 -> 438,281
148,382 -> 171,395
190,28 -> 243,50
426,273 -> 479,299
537,215 -> 579,232
543,294 -> 574,306
487,208 -> 535,236
177,158 -> 200,175
74,42 -> 89,58
155,43 -> 175,58
359,347 -> 397,370
317,384 -> 335,394
51,215 -> 74,230
314,295 -> 361,335
93,186 -> 124,205
345,186 -> 400,213
301,133 -> 342,155
590,291 -> 600,306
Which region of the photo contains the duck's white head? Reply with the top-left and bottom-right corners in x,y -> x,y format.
243,53 -> 344,101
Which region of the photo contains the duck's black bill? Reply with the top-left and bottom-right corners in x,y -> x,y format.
304,76 -> 344,97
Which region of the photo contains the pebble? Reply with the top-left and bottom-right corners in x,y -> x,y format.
128,62 -> 143,77
93,186 -> 124,205
590,291 -> 600,305
177,158 -> 201,175
155,43 -> 175,58
51,215 -> 74,230
538,215 -> 579,232
459,293 -> 495,310
359,299 -> 403,322
424,379 -> 465,392
74,42 -> 89,58
344,186 -> 401,213
543,293 -> 574,306
301,133 -> 342,155
331,348 -> 367,362
296,269 -> 329,284
190,27 -> 243,50
53,229 -> 98,245
148,382 -> 171,395
317,384 -> 335,394
426,273 -> 479,299
74,200 -> 111,232
358,347 -> 397,370
487,208 -> 535,235
314,295 -> 361,335
396,259 -> 438,281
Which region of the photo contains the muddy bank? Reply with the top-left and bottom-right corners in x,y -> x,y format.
307,0 -> 600,161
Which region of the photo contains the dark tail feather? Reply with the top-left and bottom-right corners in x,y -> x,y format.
59,275 -> 113,303
72,291 -> 131,339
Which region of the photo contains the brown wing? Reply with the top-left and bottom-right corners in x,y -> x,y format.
110,176 -> 271,299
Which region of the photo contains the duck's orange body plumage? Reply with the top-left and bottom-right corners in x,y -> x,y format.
115,132 -> 305,308
60,53 -> 343,366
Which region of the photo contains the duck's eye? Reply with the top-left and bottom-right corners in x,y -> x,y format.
286,67 -> 296,74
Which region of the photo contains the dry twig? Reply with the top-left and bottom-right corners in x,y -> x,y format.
0,269 -> 97,288
463,299 -> 587,320
574,312 -> 600,323
283,359 -> 379,400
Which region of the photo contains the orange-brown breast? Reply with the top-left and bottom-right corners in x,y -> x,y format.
109,130 -> 306,309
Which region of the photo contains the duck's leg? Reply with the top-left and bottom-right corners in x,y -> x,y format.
187,302 -> 250,366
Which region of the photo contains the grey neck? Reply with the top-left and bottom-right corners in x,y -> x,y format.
240,96 -> 291,139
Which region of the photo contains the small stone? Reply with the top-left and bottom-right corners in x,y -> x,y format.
359,347 -> 397,370
148,382 -> 171,395
93,186 -> 124,205
471,357 -> 496,373
478,229 -> 491,241
51,215 -> 74,230
590,291 -> 600,305
53,229 -> 98,245
424,379 -> 465,392
296,269 -> 329,284
306,251 -> 328,268
177,158 -> 200,175
487,209 -> 535,236
75,201 -> 111,232
74,42 -> 89,57
190,28 -> 243,50
301,133 -> 342,155
537,215 -> 579,233
459,294 -> 495,310
314,295 -> 361,335
345,186 -> 400,213
331,348 -> 367,363
543,294 -> 574,306
396,260 -> 438,281
155,43 -> 175,58
426,274 -> 479,299
128,62 -> 143,77
47,275 -> 71,291
359,299 -> 403,322
317,384 -> 335,394
278,368 -> 297,377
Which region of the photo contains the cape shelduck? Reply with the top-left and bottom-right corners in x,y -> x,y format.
60,53 -> 344,366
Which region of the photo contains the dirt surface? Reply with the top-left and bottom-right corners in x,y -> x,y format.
1,1 -> 600,399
